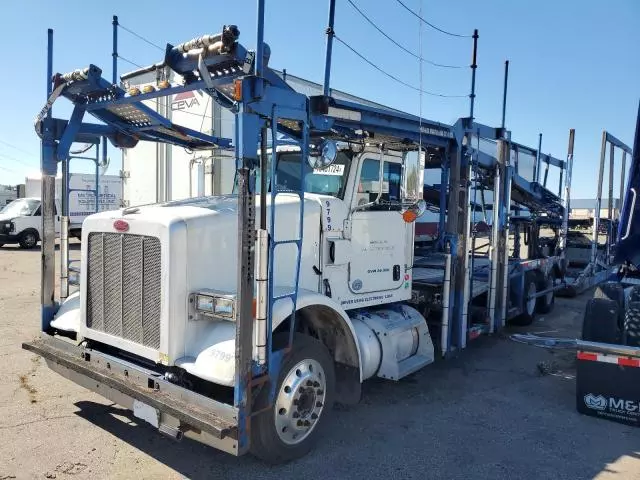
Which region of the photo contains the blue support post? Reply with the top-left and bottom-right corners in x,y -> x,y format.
469,29 -> 479,121
41,28 -> 58,331
438,157 -> 449,247
501,60 -> 509,129
535,133 -> 542,183
322,0 -> 336,97
255,0 -> 265,78
112,15 -> 118,85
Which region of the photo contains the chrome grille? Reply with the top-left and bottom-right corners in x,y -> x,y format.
86,232 -> 162,349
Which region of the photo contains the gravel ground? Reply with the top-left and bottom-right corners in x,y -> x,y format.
0,242 -> 639,480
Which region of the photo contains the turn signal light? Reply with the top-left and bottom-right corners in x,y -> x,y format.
233,79 -> 242,101
402,210 -> 418,223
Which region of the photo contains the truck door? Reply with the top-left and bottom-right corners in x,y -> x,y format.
33,202 -> 60,236
347,154 -> 409,294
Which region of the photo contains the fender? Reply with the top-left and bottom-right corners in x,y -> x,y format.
271,287 -> 364,382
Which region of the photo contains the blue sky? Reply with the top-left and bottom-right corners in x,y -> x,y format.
0,0 -> 637,198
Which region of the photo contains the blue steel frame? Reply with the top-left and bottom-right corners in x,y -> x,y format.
37,2 -> 574,451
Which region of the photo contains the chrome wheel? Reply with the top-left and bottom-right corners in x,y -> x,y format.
274,358 -> 326,446
526,281 -> 537,316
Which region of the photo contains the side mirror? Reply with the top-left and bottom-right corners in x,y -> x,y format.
402,150 -> 425,202
308,140 -> 337,169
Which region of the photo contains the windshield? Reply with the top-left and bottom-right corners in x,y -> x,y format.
0,198 -> 40,217
235,150 -> 352,198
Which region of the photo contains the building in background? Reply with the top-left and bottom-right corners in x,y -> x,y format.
570,198 -> 621,219
0,185 -> 19,206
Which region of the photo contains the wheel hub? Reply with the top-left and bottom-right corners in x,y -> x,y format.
274,359 -> 326,445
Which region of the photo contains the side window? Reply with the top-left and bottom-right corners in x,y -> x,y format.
383,162 -> 402,209
33,206 -> 41,216
354,158 -> 402,211
355,159 -> 380,208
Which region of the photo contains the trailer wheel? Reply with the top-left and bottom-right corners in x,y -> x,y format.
623,301 -> 640,347
510,272 -> 537,326
19,230 -> 39,249
537,271 -> 556,314
582,298 -> 620,344
250,333 -> 335,464
594,282 -> 625,328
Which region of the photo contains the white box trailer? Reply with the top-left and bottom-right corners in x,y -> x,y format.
0,174 -> 121,248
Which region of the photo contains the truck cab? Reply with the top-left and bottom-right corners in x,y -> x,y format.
0,197 -> 61,248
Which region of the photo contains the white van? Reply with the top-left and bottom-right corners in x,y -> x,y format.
0,197 -> 61,248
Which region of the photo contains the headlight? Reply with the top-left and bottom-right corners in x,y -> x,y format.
191,290 -> 236,320
0,221 -> 12,233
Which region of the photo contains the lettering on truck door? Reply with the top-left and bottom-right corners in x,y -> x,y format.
347,156 -> 407,294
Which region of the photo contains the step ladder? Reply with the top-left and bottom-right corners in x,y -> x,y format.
263,112 -> 309,375
60,138 -> 105,300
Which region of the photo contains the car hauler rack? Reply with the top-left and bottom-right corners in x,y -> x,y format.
23,1 -> 579,463
410,125 -> 573,356
558,131 -> 633,296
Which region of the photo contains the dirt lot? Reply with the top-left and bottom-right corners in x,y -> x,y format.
1,243 -> 639,480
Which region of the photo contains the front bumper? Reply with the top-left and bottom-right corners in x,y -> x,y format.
0,233 -> 19,244
22,335 -> 241,455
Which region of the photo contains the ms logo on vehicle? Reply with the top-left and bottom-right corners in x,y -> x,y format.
584,393 -> 607,411
352,279 -> 363,291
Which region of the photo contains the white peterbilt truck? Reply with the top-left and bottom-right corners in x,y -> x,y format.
41,144 -> 435,461
26,14 -> 566,464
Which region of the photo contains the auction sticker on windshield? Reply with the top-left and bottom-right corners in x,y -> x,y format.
314,164 -> 345,175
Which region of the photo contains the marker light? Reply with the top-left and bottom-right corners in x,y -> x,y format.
233,79 -> 242,101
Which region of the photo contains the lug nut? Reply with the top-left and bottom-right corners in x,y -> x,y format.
297,420 -> 304,427
304,420 -> 311,427
316,390 -> 324,396
313,381 -> 320,387
316,401 -> 323,408
306,380 -> 313,386
311,413 -> 318,420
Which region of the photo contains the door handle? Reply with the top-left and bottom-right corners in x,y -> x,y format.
393,265 -> 401,281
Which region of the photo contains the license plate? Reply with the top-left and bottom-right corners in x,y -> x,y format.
133,399 -> 159,428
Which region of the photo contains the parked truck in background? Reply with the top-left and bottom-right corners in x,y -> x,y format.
0,174 -> 121,248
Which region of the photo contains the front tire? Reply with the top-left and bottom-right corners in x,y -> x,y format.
19,230 -> 38,249
250,333 -> 336,464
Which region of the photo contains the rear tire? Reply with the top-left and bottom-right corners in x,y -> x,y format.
623,301 -> 640,347
537,271 -> 556,314
582,298 -> 620,344
510,272 -> 537,326
629,285 -> 640,304
19,230 -> 38,249
250,333 -> 336,464
593,282 -> 625,328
